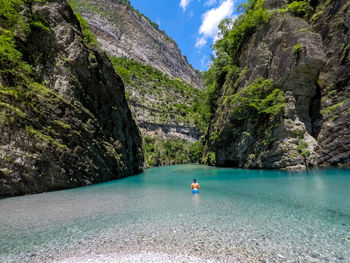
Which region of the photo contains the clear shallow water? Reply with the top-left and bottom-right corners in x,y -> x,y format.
1,165 -> 350,262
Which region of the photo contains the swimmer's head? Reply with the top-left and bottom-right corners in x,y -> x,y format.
193,179 -> 197,183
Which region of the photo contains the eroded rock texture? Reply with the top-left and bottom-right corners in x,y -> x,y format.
314,0 -> 350,166
72,0 -> 203,90
204,0 -> 350,169
70,0 -> 204,167
0,0 -> 143,197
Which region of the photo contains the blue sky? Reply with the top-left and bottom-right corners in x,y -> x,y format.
129,0 -> 246,71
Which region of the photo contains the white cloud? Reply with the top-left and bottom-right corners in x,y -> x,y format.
199,0 -> 234,38
204,0 -> 216,7
180,0 -> 191,11
195,0 -> 234,48
195,36 -> 207,48
200,55 -> 209,69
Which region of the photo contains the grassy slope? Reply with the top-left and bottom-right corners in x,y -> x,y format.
110,56 -> 206,168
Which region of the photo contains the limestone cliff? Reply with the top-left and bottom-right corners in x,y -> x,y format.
0,0 -> 143,197
109,57 -> 203,143
69,0 -> 203,90
68,0 -> 205,167
203,0 -> 350,169
312,0 -> 350,166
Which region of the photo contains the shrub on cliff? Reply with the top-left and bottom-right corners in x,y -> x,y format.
228,77 -> 285,120
203,0 -> 271,117
286,1 -> 313,17
0,0 -> 49,82
214,0 -> 271,64
68,0 -> 98,46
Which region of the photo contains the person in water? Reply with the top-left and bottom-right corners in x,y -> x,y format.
191,179 -> 200,194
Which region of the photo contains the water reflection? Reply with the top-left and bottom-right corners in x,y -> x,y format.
191,192 -> 200,207
312,173 -> 328,205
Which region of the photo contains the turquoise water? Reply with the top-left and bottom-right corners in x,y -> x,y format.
0,165 -> 350,262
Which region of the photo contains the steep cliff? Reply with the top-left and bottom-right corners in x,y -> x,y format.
109,57 -> 204,167
68,0 -> 205,167
69,0 -> 203,90
312,0 -> 350,166
203,0 -> 350,169
0,0 -> 143,197
109,57 -> 203,142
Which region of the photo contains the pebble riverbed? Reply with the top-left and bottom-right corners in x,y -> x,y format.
1,165 -> 349,262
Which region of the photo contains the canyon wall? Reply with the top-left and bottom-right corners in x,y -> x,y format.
203,0 -> 350,169
0,0 -> 143,197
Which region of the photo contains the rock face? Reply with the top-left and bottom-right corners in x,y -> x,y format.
313,0 -> 350,166
108,57 -> 203,144
0,0 -> 143,197
71,0 -> 203,90
69,0 -> 205,168
107,56 -> 204,168
204,0 -> 350,169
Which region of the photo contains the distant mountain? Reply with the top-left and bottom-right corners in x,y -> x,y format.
70,0 -> 203,90
69,0 -> 205,167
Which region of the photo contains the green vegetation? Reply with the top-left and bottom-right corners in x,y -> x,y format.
227,77 -> 285,120
1,1 -> 29,81
209,130 -> 220,142
327,90 -> 337,97
26,126 -> 67,149
299,27 -> 310,32
203,0 -> 271,117
31,20 -> 50,32
341,44 -> 350,64
0,31 -> 30,75
0,0 -> 80,150
0,102 -> 26,118
143,136 -> 203,167
54,120 -> 72,130
286,1 -> 312,17
297,140 -> 310,157
68,0 -> 98,47
297,140 -> 308,151
242,131 -> 251,138
321,100 -> 348,116
109,56 -> 208,133
109,56 -> 209,168
215,0 -> 270,64
301,150 -> 310,157
199,0 -> 292,164
208,152 -> 216,165
293,43 -> 303,55
310,10 -> 322,23
0,0 -> 54,82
